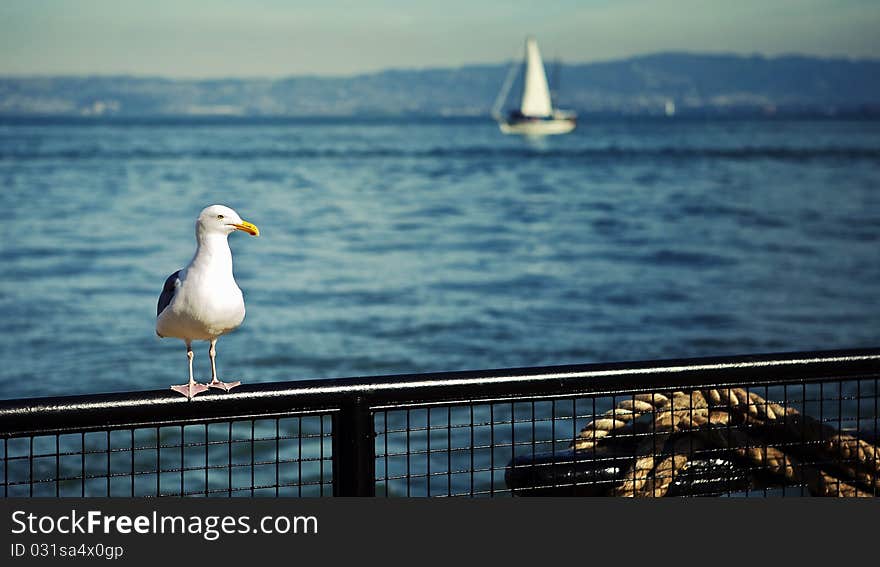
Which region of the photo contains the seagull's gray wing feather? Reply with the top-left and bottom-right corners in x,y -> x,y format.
157,270 -> 181,317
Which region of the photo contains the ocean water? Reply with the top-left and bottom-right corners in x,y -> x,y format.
1,117 -> 879,400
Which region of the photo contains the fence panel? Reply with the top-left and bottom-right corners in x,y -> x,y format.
2,349 -> 878,497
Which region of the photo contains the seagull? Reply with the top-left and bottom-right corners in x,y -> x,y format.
156,205 -> 260,399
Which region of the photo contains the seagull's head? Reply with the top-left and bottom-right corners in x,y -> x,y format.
196,205 -> 260,238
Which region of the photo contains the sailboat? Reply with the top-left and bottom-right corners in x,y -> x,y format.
492,37 -> 577,136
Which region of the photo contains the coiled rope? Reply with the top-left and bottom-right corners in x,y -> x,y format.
571,388 -> 878,497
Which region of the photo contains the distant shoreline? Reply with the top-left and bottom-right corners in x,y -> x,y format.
2,53 -> 878,119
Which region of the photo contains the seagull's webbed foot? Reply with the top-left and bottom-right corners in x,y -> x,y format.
171,380 -> 210,400
208,379 -> 241,392
207,340 -> 241,392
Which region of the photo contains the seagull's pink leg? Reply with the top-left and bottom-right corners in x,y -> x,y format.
207,339 -> 241,392
171,340 -> 209,399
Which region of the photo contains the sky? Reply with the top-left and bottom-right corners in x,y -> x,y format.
1,0 -> 879,78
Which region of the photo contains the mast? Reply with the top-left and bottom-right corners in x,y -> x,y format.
519,37 -> 553,117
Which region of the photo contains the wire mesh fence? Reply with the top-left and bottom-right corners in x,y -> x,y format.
1,415 -> 334,497
373,379 -> 879,497
2,349 -> 879,497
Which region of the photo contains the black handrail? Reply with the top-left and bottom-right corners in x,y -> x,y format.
1,348 -> 879,437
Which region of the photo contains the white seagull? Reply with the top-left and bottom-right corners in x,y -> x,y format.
156,205 -> 260,399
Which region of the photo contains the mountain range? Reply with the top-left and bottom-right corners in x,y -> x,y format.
1,52 -> 879,117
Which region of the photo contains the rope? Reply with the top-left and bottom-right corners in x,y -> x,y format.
571,387 -> 878,497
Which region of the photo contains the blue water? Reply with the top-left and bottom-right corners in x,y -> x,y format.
1,117 -> 879,400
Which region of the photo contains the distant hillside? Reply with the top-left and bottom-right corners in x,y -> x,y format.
1,53 -> 879,117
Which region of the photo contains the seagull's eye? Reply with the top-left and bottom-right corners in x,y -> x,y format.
217,215 -> 225,220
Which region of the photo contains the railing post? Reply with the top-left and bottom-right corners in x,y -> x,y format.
333,397 -> 376,496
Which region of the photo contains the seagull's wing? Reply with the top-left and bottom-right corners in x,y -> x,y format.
157,270 -> 182,317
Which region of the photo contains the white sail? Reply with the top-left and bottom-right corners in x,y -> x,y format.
520,37 -> 553,117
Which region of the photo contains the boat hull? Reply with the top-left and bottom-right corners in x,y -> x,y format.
498,117 -> 576,136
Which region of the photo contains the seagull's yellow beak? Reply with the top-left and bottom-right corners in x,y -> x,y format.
232,220 -> 260,236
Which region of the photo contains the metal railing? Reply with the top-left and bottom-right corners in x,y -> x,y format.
1,348 -> 879,497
